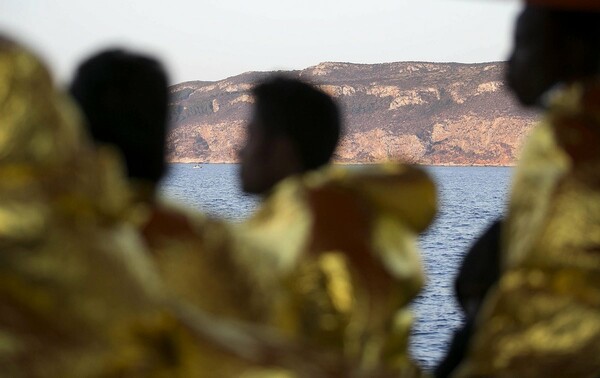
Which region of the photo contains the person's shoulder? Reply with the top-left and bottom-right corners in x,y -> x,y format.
140,199 -> 219,247
322,163 -> 438,233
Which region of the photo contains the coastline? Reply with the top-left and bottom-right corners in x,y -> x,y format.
167,160 -> 517,168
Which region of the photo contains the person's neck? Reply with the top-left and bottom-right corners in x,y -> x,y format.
540,76 -> 600,110
129,179 -> 158,205
260,167 -> 307,199
538,83 -> 566,109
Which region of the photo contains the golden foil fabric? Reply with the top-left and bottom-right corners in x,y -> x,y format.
240,164 -> 436,377
0,38 -> 185,377
0,39 -> 439,377
146,163 -> 436,376
0,39 -> 295,377
136,190 -> 272,324
455,81 -> 600,377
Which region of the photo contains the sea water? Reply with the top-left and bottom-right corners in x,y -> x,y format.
159,163 -> 513,370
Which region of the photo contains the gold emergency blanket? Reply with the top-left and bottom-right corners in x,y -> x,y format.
455,81 -> 600,377
149,164 -> 437,377
0,39 -> 288,378
0,37 -> 189,377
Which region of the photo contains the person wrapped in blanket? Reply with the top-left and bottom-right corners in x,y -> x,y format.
454,3 -> 600,377
0,37 -> 206,377
71,56 -> 437,377
0,39 -> 350,377
233,77 -> 437,377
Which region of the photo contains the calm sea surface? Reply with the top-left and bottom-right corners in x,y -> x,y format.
159,163 -> 513,371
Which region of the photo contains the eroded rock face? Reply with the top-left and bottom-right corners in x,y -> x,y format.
167,62 -> 538,165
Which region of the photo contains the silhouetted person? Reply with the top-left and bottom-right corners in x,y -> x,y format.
70,49 -> 206,252
232,75 -> 438,376
0,39 -> 248,377
454,3 -> 600,377
506,5 -> 600,108
70,48 -> 248,316
239,76 -> 340,195
435,219 -> 502,378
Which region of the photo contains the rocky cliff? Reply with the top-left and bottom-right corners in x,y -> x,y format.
167,61 -> 538,165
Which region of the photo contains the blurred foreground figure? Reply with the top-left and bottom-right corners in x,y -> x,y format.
232,76 -> 437,376
455,3 -> 600,377
70,50 -> 249,318
0,39 -> 204,376
69,50 -> 213,280
70,49 -> 279,337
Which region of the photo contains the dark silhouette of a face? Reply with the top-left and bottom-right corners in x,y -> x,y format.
238,77 -> 341,196
507,8 -> 561,106
507,7 -> 600,107
238,112 -> 296,195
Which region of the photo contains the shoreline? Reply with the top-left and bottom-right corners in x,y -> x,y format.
167,161 -> 516,168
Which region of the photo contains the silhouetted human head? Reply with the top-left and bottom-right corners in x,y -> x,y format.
507,6 -> 600,106
239,76 -> 341,195
70,49 -> 169,185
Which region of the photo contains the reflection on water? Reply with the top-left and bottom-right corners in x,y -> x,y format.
159,163 -> 513,370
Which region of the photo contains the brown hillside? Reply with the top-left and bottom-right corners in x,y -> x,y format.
167,61 -> 538,165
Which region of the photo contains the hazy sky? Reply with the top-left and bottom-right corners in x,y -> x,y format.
1,0 -> 521,84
